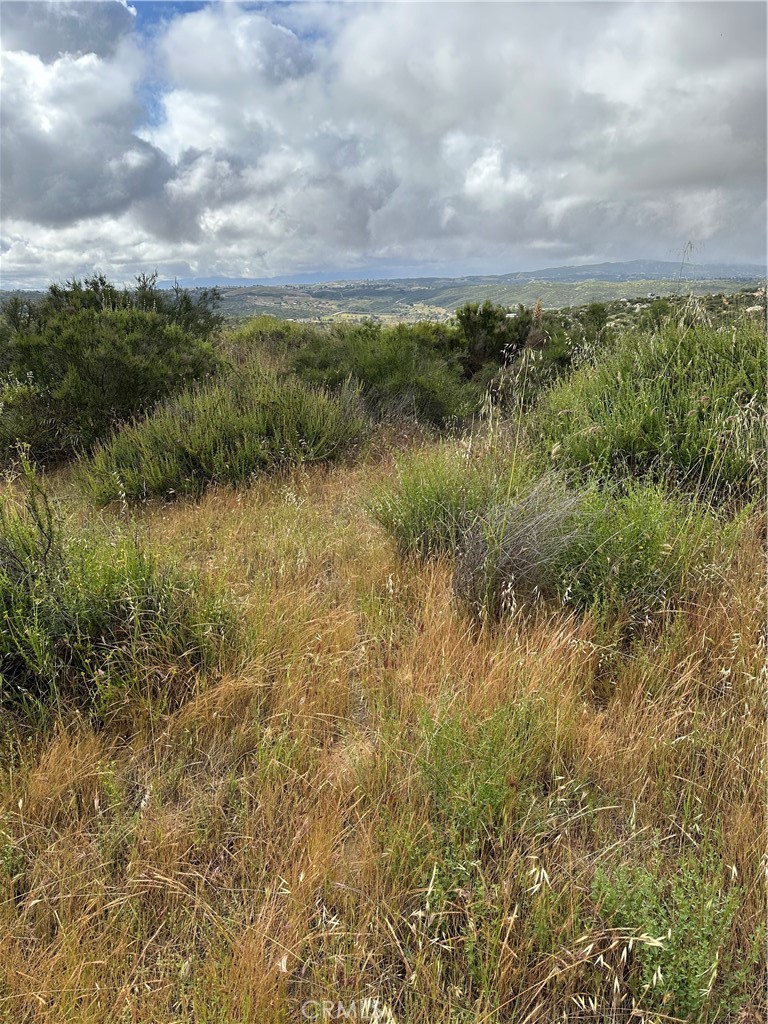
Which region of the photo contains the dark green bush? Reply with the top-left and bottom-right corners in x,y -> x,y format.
455,301 -> 532,377
80,371 -> 368,503
0,460 -> 228,715
454,301 -> 592,409
291,321 -> 477,425
2,272 -> 222,341
0,275 -> 222,464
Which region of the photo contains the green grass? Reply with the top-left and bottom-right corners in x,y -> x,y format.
367,437 -> 535,558
371,444 -> 724,626
532,318 -> 765,498
80,370 -> 368,503
552,480 -> 722,620
0,298 -> 763,1023
0,460 -> 229,716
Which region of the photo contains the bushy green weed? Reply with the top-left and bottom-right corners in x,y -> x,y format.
534,319 -> 765,498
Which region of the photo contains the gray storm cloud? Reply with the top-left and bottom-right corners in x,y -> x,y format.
1,1 -> 765,287
0,0 -> 136,61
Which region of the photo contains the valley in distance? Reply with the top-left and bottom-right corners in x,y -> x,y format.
4,258 -> 765,323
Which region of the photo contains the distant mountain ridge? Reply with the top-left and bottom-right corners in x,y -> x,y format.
159,259 -> 765,289
1,259 -> 763,293
500,259 -> 766,283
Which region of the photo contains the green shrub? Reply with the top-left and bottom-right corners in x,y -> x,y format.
554,482 -> 719,621
450,477 -> 718,625
0,373 -> 61,464
2,272 -> 222,341
0,275 -> 222,464
220,315 -> 325,367
0,460 -> 228,715
418,699 -> 548,845
455,300 -> 532,377
533,319 -> 765,498
291,320 -> 477,425
593,848 -> 758,1020
80,371 -> 367,503
368,439 -> 534,558
373,438 -> 721,626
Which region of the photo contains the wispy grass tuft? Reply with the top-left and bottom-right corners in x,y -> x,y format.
452,475 -> 582,622
367,436 -> 536,558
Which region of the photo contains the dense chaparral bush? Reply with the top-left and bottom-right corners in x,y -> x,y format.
290,320 -> 478,425
0,274 -> 222,464
80,370 -> 368,503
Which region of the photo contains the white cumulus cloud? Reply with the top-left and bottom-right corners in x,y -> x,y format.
1,0 -> 765,287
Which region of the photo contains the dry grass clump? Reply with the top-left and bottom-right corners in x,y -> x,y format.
452,474 -> 581,621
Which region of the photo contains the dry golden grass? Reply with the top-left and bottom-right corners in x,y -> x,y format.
0,446 -> 764,1023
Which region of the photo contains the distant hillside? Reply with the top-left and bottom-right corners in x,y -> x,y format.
214,275 -> 764,322
501,259 -> 766,283
2,260 -> 764,324
133,259 -> 765,289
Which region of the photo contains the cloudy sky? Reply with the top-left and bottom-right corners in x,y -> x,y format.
1,0 -> 765,287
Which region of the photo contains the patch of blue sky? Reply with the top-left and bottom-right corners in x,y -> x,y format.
130,1 -> 210,38
128,3 -> 211,131
131,1 -> 335,50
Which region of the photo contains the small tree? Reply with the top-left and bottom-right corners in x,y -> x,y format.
0,274 -> 222,463
455,301 -> 532,377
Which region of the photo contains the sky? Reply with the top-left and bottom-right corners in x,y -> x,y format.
1,0 -> 766,288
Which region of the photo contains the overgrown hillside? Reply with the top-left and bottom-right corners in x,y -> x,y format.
0,281 -> 765,1023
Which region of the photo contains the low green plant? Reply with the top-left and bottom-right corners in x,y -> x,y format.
373,437 -> 722,627
80,371 -> 367,503
0,457 -> 228,715
418,699 -> 548,845
554,480 -> 719,622
593,847 -> 758,1020
451,478 -> 720,625
367,439 -> 534,558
